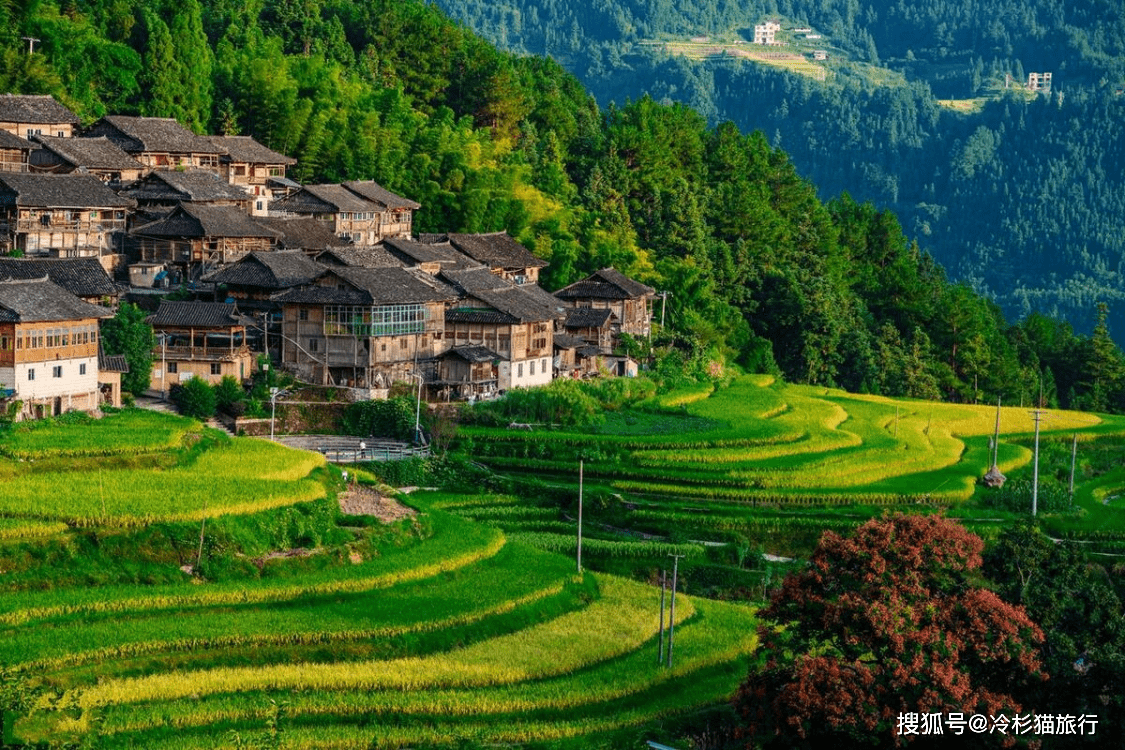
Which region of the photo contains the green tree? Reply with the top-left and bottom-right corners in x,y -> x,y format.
172,377 -> 216,420
101,303 -> 154,397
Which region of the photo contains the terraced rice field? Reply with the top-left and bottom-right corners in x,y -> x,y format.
459,375 -> 1125,554
0,410 -> 758,748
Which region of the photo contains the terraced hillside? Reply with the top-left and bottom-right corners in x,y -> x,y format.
460,375 -> 1125,558
0,410 -> 758,749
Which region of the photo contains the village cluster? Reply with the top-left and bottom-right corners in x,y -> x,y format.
0,94 -> 657,421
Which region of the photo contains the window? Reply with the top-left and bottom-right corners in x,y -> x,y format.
168,362 -> 178,373
210,363 -> 221,375
530,361 -> 535,376
27,369 -> 34,381
400,338 -> 408,349
79,363 -> 86,375
323,304 -> 427,338
298,309 -> 309,321
52,366 -> 62,378
309,339 -> 319,352
518,363 -> 523,378
0,336 -> 8,351
256,201 -> 264,211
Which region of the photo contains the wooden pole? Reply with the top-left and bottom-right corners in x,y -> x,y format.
1031,410 -> 1045,516
658,569 -> 666,665
667,554 -> 684,668
1069,433 -> 1078,500
576,460 -> 584,574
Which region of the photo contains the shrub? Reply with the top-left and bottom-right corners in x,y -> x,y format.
213,376 -> 245,416
171,378 -> 217,420
342,397 -> 417,441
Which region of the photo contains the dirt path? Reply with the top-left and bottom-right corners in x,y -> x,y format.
338,484 -> 418,522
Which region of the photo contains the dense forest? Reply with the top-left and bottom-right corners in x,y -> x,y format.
434,0 -> 1125,339
3,0 -> 1125,411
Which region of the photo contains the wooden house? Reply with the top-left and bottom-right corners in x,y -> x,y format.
554,267 -> 655,343
148,300 -> 254,392
272,266 -> 455,391
119,170 -> 253,213
436,345 -> 500,401
424,232 -> 548,285
381,237 -> 479,274
315,246 -> 404,269
82,116 -> 225,172
561,306 -> 614,351
439,267 -> 563,391
254,216 -> 348,255
28,135 -> 145,183
0,276 -> 112,419
268,184 -> 384,245
0,130 -> 32,173
0,95 -> 79,139
205,135 -> 297,216
129,203 -> 281,276
0,173 -> 135,259
341,181 -> 419,239
0,257 -> 119,305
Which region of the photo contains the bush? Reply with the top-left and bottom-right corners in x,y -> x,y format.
342,396 -> 417,441
171,378 -> 217,420
213,375 -> 245,416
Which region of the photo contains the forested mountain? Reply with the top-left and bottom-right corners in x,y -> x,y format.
3,0 -> 1125,411
433,0 -> 1125,338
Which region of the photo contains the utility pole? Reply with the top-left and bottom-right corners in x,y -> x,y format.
576,460 -> 584,574
658,569 -> 666,665
21,37 -> 39,54
1069,433 -> 1078,500
1030,409 -> 1046,516
666,553 -> 685,668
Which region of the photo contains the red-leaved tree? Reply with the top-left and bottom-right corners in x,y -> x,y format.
734,514 -> 1045,748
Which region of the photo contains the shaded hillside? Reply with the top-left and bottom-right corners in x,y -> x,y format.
434,0 -> 1125,339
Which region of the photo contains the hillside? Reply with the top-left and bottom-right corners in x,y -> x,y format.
433,0 -> 1125,339
3,0 -> 1125,412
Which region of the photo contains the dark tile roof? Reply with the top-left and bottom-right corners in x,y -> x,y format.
444,308 -> 517,325
342,180 -> 420,210
381,237 -> 479,270
98,345 -> 129,373
0,257 -> 117,298
440,268 -> 562,324
131,203 -> 281,239
254,217 -> 343,251
564,306 -> 614,329
0,95 -> 79,125
0,173 -> 136,207
553,334 -> 586,349
204,135 -> 296,165
148,300 -> 242,328
272,267 -> 456,306
0,130 -> 32,150
204,251 -> 322,289
440,232 -> 548,270
0,277 -> 112,322
121,170 -> 251,204
86,116 -> 224,154
31,135 -> 143,170
444,345 -> 500,363
317,247 -> 404,268
274,184 -> 375,214
555,267 -> 655,300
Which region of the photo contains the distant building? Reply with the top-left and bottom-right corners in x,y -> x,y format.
554,267 -> 656,344
1027,72 -> 1052,91
148,300 -> 255,390
29,135 -> 145,183
0,130 -> 32,174
813,50 -> 828,61
0,173 -> 135,260
82,116 -> 225,173
0,276 -> 112,419
204,135 -> 297,216
754,21 -> 781,45
0,95 -> 79,139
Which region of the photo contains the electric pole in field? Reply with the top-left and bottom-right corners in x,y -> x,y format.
666,553 -> 685,668
658,569 -> 667,665
576,460 -> 584,574
1030,409 -> 1047,516
1069,433 -> 1078,501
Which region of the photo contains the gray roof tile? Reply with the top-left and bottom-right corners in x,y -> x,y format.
0,277 -> 112,322
31,135 -> 143,170
0,173 -> 135,207
0,257 -> 117,298
148,300 -> 242,328
0,95 -> 79,125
